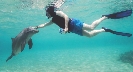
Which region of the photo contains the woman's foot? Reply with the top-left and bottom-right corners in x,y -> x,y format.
102,27 -> 112,32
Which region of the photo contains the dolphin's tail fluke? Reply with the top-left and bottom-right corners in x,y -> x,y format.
6,53 -> 14,62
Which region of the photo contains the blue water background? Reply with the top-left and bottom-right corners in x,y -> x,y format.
0,0 -> 133,72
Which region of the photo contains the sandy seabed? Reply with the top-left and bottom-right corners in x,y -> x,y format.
0,47 -> 133,72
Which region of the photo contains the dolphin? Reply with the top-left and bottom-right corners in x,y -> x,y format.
6,27 -> 39,62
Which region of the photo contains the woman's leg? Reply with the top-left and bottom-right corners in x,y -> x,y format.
82,16 -> 107,30
82,29 -> 105,37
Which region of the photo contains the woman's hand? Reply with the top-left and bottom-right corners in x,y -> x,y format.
64,28 -> 68,33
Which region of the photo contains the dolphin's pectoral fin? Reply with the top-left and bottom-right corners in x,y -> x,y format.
6,53 -> 14,62
28,38 -> 33,49
21,41 -> 26,52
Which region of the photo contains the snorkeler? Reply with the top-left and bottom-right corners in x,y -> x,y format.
34,1 -> 132,37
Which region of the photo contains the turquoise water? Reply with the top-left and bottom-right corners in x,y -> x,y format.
0,0 -> 133,72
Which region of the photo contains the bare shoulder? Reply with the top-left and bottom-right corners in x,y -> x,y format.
55,11 -> 67,17
56,11 -> 64,14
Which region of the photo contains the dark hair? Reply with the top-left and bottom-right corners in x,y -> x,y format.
46,6 -> 55,12
45,6 -> 56,18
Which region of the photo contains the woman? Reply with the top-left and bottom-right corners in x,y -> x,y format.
35,6 -> 132,37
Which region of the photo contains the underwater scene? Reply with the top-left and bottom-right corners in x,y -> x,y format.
0,0 -> 133,72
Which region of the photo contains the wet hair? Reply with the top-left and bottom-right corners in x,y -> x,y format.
45,6 -> 56,18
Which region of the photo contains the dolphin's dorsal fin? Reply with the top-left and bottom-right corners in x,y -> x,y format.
21,41 -> 26,52
28,38 -> 33,49
11,38 -> 15,42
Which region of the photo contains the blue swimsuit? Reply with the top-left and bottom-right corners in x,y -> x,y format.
69,18 -> 84,36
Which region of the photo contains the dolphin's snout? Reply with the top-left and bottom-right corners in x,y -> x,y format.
29,27 -> 39,33
32,30 -> 39,34
35,30 -> 39,33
